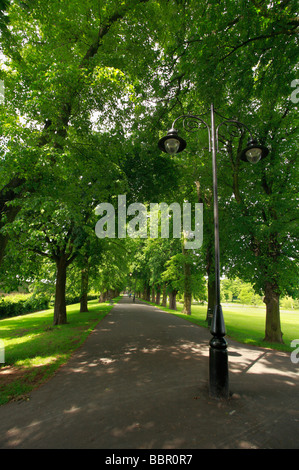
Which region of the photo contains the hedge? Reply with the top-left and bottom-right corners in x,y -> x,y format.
0,295 -> 50,320
0,293 -> 100,320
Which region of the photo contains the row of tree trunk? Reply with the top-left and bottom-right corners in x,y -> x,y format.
137,284 -> 179,311
138,259 -> 283,345
98,289 -> 120,303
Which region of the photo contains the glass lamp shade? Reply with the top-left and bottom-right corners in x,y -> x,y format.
240,140 -> 269,163
245,147 -> 263,164
164,138 -> 181,154
158,128 -> 186,154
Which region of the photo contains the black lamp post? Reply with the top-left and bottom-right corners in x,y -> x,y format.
158,103 -> 269,399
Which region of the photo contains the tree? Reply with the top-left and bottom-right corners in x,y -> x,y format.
1,124 -> 127,324
0,0 -> 179,266
155,0 -> 298,342
1,0 -> 297,342
95,242 -> 129,301
3,194 -> 87,324
1,0 -> 187,322
223,102 -> 298,343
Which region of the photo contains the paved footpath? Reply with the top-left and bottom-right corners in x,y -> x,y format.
0,296 -> 298,449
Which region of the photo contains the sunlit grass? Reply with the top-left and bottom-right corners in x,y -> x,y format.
0,298 -> 119,405
142,300 -> 299,353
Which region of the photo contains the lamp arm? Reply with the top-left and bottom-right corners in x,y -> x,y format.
216,119 -> 254,152
171,114 -> 211,151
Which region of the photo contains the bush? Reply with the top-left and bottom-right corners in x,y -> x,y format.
0,294 -> 50,319
0,293 -> 99,319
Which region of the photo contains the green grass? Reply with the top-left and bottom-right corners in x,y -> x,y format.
141,300 -> 299,353
0,298 -> 119,405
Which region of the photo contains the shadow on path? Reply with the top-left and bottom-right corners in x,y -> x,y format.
0,296 -> 298,449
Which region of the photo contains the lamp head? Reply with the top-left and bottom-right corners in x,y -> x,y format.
240,139 -> 269,164
158,128 -> 187,155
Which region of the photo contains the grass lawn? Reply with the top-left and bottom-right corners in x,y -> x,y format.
141,300 -> 299,353
0,298 -> 118,405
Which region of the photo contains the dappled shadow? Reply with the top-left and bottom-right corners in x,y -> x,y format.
0,304 -> 112,370
0,296 -> 298,449
227,341 -> 299,388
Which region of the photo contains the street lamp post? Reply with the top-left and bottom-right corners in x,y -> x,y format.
158,103 -> 269,399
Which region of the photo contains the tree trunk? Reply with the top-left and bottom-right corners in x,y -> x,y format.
183,291 -> 191,315
144,284 -> 150,301
107,289 -> 113,300
151,287 -> 155,303
155,285 -> 161,305
80,261 -> 89,313
53,255 -> 68,325
169,289 -> 177,310
263,282 -> 284,343
99,291 -> 108,302
161,285 -> 167,307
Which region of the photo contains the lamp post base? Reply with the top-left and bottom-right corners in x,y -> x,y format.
209,304 -> 229,399
209,337 -> 229,399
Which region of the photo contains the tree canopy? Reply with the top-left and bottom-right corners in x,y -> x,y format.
0,0 -> 298,342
